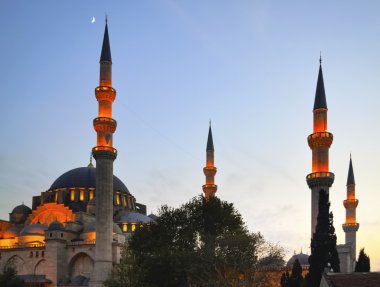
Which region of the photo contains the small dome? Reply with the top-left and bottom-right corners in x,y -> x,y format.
3,227 -> 21,239
117,211 -> 153,224
287,252 -> 309,268
11,204 -> 32,214
48,221 -> 65,231
20,223 -> 48,236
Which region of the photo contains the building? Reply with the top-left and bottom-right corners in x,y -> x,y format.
0,21 -> 153,287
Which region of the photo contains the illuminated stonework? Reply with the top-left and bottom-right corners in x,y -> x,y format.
25,203 -> 75,226
202,124 -> 217,199
306,60 -> 334,237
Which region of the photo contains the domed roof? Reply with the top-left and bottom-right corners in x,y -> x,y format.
3,227 -> 21,239
287,252 -> 309,268
117,211 -> 153,224
49,166 -> 130,194
48,221 -> 65,231
11,204 -> 32,214
20,223 -> 48,236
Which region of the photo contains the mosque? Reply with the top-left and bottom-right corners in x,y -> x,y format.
0,21 -> 361,287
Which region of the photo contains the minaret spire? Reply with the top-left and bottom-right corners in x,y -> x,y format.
100,18 -> 112,63
202,123 -> 217,199
306,58 -> 334,236
343,155 -> 359,272
313,59 -> 327,110
91,20 -> 117,287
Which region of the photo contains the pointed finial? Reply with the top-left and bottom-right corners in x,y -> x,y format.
209,119 -> 211,127
22,201 -> 24,205
347,154 -> 355,185
105,14 -> 108,24
319,52 -> 322,65
206,122 -> 214,151
88,152 -> 94,167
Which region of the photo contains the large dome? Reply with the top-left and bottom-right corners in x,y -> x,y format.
49,166 -> 130,194
287,252 -> 309,268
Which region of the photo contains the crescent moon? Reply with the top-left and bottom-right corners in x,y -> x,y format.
91,17 -> 96,24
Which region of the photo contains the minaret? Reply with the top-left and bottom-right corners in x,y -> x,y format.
306,57 -> 334,236
202,123 -> 217,199
90,19 -> 117,287
342,155 -> 359,270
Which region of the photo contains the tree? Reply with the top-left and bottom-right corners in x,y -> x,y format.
120,195 -> 284,287
0,264 -> 25,287
355,248 -> 370,272
328,212 -> 340,272
307,189 -> 331,287
103,244 -> 139,287
289,259 -> 303,287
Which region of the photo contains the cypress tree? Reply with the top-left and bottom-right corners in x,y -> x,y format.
289,258 -> 303,287
328,212 -> 340,272
307,189 -> 330,287
307,190 -> 340,286
355,248 -> 370,272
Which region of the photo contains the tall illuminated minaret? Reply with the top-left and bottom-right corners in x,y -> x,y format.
90,19 -> 117,287
306,57 -> 334,236
343,155 -> 359,269
202,123 -> 217,199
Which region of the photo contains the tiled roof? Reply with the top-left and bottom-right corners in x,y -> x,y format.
323,272 -> 380,287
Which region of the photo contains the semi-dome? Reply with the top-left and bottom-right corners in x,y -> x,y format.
117,211 -> 153,224
49,166 -> 130,194
48,221 -> 65,231
20,223 -> 48,236
287,252 -> 310,268
3,227 -> 21,239
11,204 -> 32,214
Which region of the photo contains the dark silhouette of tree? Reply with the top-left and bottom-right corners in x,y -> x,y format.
307,189 -> 330,287
280,271 -> 290,287
0,264 -> 25,287
289,259 -> 303,287
355,248 -> 370,272
328,212 -> 340,272
116,195 -> 284,287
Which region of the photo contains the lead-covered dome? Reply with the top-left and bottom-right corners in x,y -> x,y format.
287,252 -> 309,268
49,166 -> 129,194
11,204 -> 32,215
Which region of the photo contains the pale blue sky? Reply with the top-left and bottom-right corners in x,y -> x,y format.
0,1 -> 379,268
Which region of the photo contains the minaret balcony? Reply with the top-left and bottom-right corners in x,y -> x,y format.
95,86 -> 116,102
307,132 -> 333,149
342,223 -> 359,232
92,146 -> 117,160
306,171 -> 334,188
343,199 -> 359,209
93,117 -> 117,133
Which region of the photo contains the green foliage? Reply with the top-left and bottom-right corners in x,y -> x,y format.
355,248 -> 370,272
119,195 -> 284,287
307,189 -> 340,287
0,264 -> 25,287
103,245 -> 139,287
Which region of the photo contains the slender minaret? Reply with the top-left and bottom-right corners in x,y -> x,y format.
90,19 -> 117,287
306,57 -> 334,236
202,123 -> 217,199
342,155 -> 359,270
